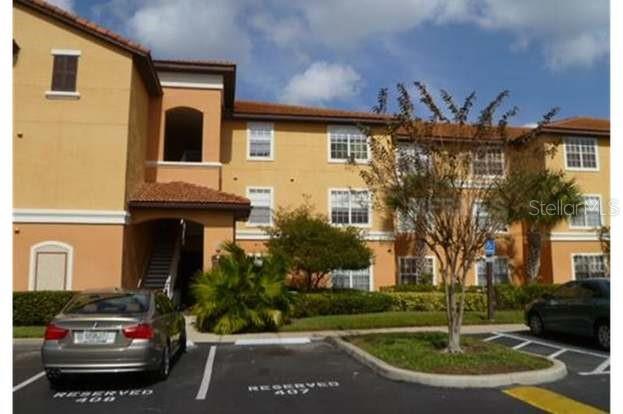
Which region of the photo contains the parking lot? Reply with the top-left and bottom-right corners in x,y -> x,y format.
13,331 -> 609,413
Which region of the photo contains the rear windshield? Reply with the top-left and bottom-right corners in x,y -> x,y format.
63,293 -> 150,315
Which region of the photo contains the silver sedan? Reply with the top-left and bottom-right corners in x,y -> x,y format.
42,289 -> 186,386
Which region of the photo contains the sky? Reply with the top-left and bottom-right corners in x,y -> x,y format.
49,0 -> 609,125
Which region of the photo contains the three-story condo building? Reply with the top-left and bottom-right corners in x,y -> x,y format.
13,0 -> 610,295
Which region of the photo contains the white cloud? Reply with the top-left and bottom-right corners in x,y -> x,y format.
256,0 -> 608,70
123,0 -> 253,62
281,62 -> 362,105
46,0 -> 74,12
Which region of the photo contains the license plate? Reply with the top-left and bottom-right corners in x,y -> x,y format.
74,330 -> 116,344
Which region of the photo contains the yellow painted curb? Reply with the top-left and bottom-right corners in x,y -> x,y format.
503,386 -> 607,414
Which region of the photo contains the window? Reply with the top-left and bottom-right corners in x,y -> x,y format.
329,126 -> 369,162
565,137 -> 598,170
473,202 -> 507,232
247,187 -> 273,225
332,267 -> 371,291
472,147 -> 505,176
573,255 -> 607,279
395,142 -> 430,175
29,241 -> 73,291
330,189 -> 371,226
247,122 -> 274,160
51,53 -> 79,92
570,196 -> 601,228
476,257 -> 510,285
399,257 -> 435,284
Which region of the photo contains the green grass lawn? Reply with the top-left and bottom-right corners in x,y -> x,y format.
347,332 -> 551,375
280,310 -> 524,332
13,325 -> 45,338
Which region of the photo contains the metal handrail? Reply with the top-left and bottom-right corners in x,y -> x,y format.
164,227 -> 183,298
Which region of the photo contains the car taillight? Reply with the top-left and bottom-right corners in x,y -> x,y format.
44,324 -> 68,340
122,323 -> 154,339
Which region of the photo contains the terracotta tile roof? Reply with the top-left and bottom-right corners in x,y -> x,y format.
129,182 -> 250,210
154,58 -> 236,68
543,117 -> 610,135
233,100 -> 390,123
15,0 -> 161,95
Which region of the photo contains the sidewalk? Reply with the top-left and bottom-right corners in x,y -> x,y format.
184,315 -> 527,344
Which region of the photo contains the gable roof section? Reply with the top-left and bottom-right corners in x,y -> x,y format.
233,100 -> 390,124
15,0 -> 161,96
542,117 -> 609,137
153,59 -> 236,110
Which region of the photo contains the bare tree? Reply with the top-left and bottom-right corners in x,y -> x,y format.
359,83 -> 557,353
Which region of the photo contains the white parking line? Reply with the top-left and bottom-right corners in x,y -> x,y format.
483,334 -> 502,342
235,337 -> 311,346
491,332 -> 609,359
512,341 -> 532,350
13,371 -> 46,392
548,349 -> 568,359
195,346 -> 216,400
579,358 -> 610,376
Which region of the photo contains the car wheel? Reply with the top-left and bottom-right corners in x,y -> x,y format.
528,313 -> 544,336
595,322 -> 610,351
154,344 -> 171,381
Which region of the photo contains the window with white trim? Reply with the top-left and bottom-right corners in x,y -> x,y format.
476,257 -> 510,285
330,190 -> 370,225
472,147 -> 505,176
247,188 -> 272,225
565,137 -> 598,170
570,196 -> 601,228
573,255 -> 607,279
395,142 -> 430,175
248,122 -> 273,160
331,267 -> 370,291
473,201 -> 507,232
329,126 -> 369,161
399,257 -> 434,284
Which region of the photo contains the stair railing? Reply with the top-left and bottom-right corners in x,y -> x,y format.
163,227 -> 183,299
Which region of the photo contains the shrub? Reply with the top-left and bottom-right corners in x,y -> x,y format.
494,284 -> 560,309
291,290 -> 393,318
192,242 -> 292,334
13,291 -> 76,325
388,292 -> 486,312
380,283 -> 439,293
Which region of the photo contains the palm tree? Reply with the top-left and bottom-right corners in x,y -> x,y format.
191,242 -> 292,334
489,170 -> 583,282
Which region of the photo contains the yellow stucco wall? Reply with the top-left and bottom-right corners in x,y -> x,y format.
221,120 -> 392,232
13,5 -> 134,210
13,223 -> 124,291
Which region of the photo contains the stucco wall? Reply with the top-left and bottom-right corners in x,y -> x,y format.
13,5 -> 133,210
13,223 -> 124,290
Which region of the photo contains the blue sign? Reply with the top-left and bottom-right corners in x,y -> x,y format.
484,239 -> 496,257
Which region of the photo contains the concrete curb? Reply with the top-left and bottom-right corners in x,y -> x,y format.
13,338 -> 43,345
328,336 -> 567,389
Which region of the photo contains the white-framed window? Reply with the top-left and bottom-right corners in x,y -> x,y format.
247,187 -> 273,225
395,142 -> 430,175
564,137 -> 598,171
328,126 -> 369,162
247,122 -> 274,160
46,49 -> 81,98
473,201 -> 508,232
399,256 -> 435,285
570,195 -> 602,228
329,189 -> 371,226
476,257 -> 510,285
331,267 -> 372,291
572,254 -> 607,279
472,147 -> 505,177
29,241 -> 73,291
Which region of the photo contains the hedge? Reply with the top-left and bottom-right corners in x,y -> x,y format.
292,283 -> 561,317
291,290 -> 393,318
13,291 -> 76,326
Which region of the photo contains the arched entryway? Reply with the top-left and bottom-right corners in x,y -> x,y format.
164,107 -> 203,162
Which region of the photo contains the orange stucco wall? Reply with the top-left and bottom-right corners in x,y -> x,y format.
13,223 -> 124,291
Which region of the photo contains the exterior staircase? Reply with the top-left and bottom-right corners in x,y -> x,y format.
142,240 -> 176,290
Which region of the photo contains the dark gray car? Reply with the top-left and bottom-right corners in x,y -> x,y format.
525,278 -> 609,350
42,289 -> 186,386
